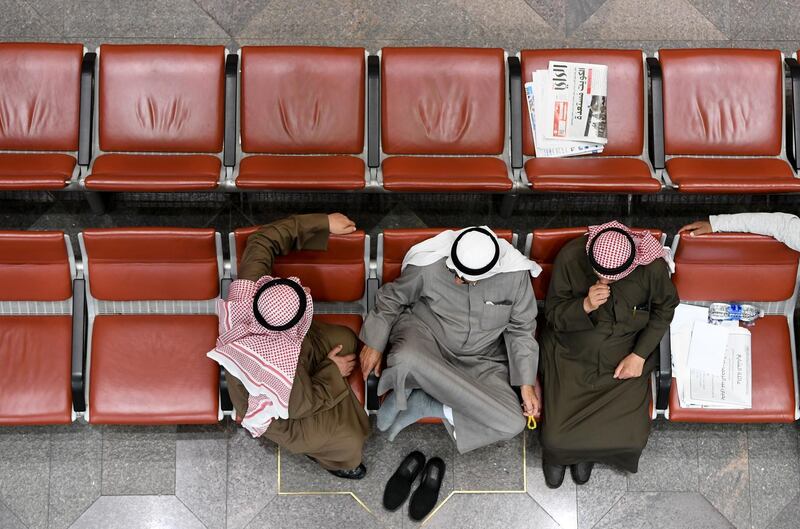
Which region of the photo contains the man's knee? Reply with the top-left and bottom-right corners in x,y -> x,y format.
388,339 -> 429,370
488,402 -> 526,439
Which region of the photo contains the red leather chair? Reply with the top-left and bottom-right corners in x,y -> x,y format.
0,232 -> 78,424
527,227 -> 665,418
657,49 -> 800,193
235,47 -> 368,191
81,228 -> 222,424
518,49 -> 661,194
377,228 -> 515,423
84,45 -> 227,192
378,48 -> 513,192
230,227 -> 370,406
0,43 -> 87,191
668,233 -> 800,422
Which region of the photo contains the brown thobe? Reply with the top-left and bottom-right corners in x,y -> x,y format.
539,237 -> 678,473
226,214 -> 370,470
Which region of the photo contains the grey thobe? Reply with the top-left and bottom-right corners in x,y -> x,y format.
360,258 -> 539,453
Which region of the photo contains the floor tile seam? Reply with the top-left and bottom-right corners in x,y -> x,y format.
588,490 -> 626,529
0,494 -> 30,529
515,490 -> 564,529
17,0 -> 66,37
174,493 -> 212,529
696,489 -> 746,529
728,0 -> 774,40
760,491 -> 800,529
189,0 -> 236,41
242,492 -> 280,529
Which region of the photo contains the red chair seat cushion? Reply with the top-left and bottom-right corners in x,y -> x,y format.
666,157 -> 800,193
382,156 -> 512,192
85,154 -> 221,191
89,314 -> 220,424
0,316 -> 73,424
236,155 -> 365,190
669,316 -> 796,422
314,313 -> 365,406
525,157 -> 660,193
0,153 -> 76,190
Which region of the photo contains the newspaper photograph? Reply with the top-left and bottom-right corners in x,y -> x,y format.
544,61 -> 608,144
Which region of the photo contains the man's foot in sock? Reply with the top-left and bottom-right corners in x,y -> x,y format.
387,390 -> 445,441
377,389 -> 413,432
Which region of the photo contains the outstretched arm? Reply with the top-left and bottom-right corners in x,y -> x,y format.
680,213 -> 800,252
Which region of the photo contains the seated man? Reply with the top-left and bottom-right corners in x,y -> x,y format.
680,212 -> 800,251
539,221 -> 678,489
207,213 -> 370,479
359,226 -> 542,453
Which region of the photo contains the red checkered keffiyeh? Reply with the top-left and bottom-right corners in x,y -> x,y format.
586,221 -> 667,281
207,275 -> 313,437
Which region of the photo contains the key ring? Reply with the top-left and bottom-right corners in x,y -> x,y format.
527,415 -> 537,430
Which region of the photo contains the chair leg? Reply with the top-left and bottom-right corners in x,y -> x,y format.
85,191 -> 107,215
499,193 -> 517,218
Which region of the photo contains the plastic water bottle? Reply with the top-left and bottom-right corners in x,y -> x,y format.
708,303 -> 764,325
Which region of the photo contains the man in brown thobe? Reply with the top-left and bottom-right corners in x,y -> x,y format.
223,213 -> 370,479
539,221 -> 678,488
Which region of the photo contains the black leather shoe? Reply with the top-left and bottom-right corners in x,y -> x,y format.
570,462 -> 594,485
383,451 -> 426,511
409,457 -> 446,521
327,463 -> 367,480
543,461 -> 566,489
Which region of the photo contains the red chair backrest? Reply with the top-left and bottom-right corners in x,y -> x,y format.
530,227 -> 664,299
0,231 -> 72,301
233,227 -> 366,303
240,46 -> 365,155
0,43 -> 83,151
660,48 -> 783,156
381,228 -> 514,284
381,47 -> 506,155
82,228 -> 219,301
520,49 -> 644,157
673,233 -> 799,302
98,44 -> 225,153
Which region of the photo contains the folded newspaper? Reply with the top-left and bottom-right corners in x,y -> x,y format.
670,304 -> 752,409
525,61 -> 608,158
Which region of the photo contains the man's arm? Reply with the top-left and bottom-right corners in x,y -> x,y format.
710,213 -> 800,252
544,246 -> 595,333
287,354 -> 351,419
238,214 -> 331,281
503,273 -> 539,386
631,260 -> 680,360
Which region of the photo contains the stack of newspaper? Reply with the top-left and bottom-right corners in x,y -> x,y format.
670,304 -> 752,409
525,61 -> 608,158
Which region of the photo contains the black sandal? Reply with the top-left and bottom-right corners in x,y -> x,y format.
383,451 -> 426,511
408,457 -> 446,521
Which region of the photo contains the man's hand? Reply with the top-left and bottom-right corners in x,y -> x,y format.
359,345 -> 383,380
327,345 -> 356,377
328,213 -> 357,235
520,384 -> 541,419
678,220 -> 712,237
583,281 -> 611,313
613,353 -> 645,380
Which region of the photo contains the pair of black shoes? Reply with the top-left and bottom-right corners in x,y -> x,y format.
543,461 -> 594,489
383,451 -> 446,521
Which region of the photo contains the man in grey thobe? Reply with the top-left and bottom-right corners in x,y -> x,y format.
359,227 -> 542,453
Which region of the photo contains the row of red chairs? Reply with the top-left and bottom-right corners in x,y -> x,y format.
3,44 -> 800,199
1,227 -> 797,426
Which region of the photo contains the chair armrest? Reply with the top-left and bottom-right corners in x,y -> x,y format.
646,57 -> 665,171
71,278 -> 87,413
656,331 -> 672,412
78,53 -> 97,167
508,56 -> 523,171
367,55 -> 381,169
224,54 -> 239,168
221,277 -> 232,300
366,373 -> 380,411
219,367 -> 233,413
785,58 -> 800,170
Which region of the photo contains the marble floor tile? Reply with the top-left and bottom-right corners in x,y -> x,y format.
697,425 -> 751,529
100,425 -> 177,496
576,464 -> 628,529
0,499 -> 27,529
627,422 -> 699,492
526,434 -> 579,529
245,494 -> 380,529
68,495 -> 206,529
0,426 -> 52,529
227,425 -> 278,529
423,492 -> 560,529
175,424 -> 229,529
766,493 -> 800,529
48,424 -> 102,529
747,425 -> 800,529
594,491 -> 734,529
453,433 -> 525,492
